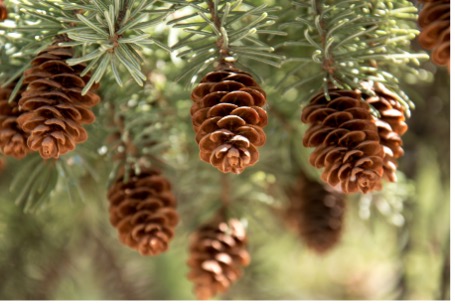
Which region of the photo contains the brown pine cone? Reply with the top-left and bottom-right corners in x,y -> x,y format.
418,0 -> 450,69
0,0 -> 7,21
187,217 -> 250,300
108,168 -> 179,256
285,174 -> 346,254
17,44 -> 100,159
301,89 -> 384,193
364,82 -> 407,182
191,68 -> 267,174
0,84 -> 30,159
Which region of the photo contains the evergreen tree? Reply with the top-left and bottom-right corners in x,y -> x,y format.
0,0 -> 450,300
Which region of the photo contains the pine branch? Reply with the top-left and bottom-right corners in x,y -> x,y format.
280,0 -> 428,110
168,0 -> 286,84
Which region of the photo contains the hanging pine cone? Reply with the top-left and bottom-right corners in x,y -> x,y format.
0,0 -> 7,21
107,168 -> 179,256
187,217 -> 250,300
0,84 -> 30,159
16,43 -> 100,159
364,82 -> 408,182
285,174 -> 346,254
301,89 -> 384,193
418,0 -> 450,69
191,68 -> 267,174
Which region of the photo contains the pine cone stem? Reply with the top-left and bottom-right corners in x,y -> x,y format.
207,0 -> 233,69
219,174 -> 230,219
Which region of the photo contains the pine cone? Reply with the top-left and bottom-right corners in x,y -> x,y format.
17,44 -> 100,159
107,168 -> 179,256
0,0 -> 7,21
0,84 -> 30,159
301,89 -> 384,193
364,82 -> 407,182
191,68 -> 267,174
418,0 -> 450,69
285,174 -> 346,254
187,217 -> 250,300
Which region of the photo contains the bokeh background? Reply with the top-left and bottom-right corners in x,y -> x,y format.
0,0 -> 450,300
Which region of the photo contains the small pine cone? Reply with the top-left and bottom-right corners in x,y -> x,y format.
17,44 -> 100,159
285,175 -> 346,254
301,89 -> 384,193
107,168 -> 179,256
0,84 -> 30,159
191,68 -> 267,174
187,218 -> 250,300
0,0 -> 7,21
418,0 -> 450,69
364,83 -> 408,182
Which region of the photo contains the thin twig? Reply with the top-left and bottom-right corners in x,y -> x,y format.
207,0 -> 232,69
219,173 -> 230,219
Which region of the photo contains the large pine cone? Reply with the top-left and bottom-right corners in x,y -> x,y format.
187,217 -> 250,300
107,168 -> 179,256
0,0 -> 7,21
418,0 -> 450,69
364,82 -> 407,182
17,44 -> 100,159
285,174 -> 346,254
301,89 -> 385,193
0,84 -> 30,158
191,68 -> 267,174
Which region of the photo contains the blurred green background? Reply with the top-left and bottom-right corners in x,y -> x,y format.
0,0 -> 450,300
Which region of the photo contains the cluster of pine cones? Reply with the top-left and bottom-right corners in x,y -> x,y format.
0,0 -> 424,300
0,43 -> 100,160
301,83 -> 407,194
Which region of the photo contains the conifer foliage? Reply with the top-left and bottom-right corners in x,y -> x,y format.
0,0 -> 437,300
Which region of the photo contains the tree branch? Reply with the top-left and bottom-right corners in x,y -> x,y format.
207,0 -> 233,69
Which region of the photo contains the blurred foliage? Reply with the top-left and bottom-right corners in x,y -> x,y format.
0,0 -> 450,301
